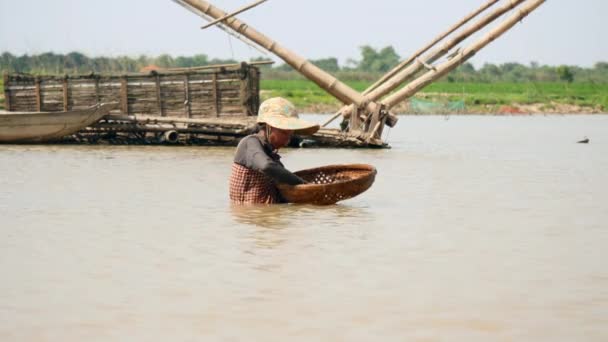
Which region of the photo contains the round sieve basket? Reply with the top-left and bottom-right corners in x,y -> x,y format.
277,164 -> 377,205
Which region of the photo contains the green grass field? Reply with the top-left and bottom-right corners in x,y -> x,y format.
261,79 -> 608,112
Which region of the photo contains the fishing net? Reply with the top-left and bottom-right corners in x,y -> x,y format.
409,98 -> 465,114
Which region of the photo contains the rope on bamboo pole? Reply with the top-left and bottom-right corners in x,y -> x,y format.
200,0 -> 268,29
172,0 -> 269,56
417,58 -> 437,71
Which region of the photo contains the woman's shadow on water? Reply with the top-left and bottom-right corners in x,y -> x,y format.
229,203 -> 373,230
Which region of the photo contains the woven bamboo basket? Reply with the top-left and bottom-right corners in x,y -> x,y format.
277,164 -> 377,205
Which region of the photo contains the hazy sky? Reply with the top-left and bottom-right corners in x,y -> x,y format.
0,0 -> 606,67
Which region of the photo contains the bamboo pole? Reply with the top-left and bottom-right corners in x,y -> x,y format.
173,0 -> 269,56
337,0 -> 528,122
180,0 -> 366,107
382,0 -> 546,110
179,0 -> 398,132
164,60 -> 273,72
201,0 -> 268,29
90,123 -> 253,136
104,114 -> 257,126
366,0 -> 500,95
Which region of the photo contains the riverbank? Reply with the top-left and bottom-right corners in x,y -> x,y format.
293,100 -> 606,115
261,80 -> 608,115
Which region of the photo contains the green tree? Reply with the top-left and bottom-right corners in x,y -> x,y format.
311,57 -> 340,72
155,54 -> 175,68
557,65 -> 574,83
480,63 -> 501,82
357,45 -> 400,72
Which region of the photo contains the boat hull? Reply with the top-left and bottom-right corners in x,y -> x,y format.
0,103 -> 116,143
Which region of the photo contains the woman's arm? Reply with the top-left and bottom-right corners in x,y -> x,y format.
235,136 -> 305,185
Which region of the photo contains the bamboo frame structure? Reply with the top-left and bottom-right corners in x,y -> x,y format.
322,0 -> 503,128
176,0 -> 400,147
4,63 -> 261,117
174,0 -> 546,147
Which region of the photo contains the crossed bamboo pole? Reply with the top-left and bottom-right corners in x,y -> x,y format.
382,0 -> 546,110
326,0 -> 529,126
179,0 -> 371,107
366,0 -> 501,95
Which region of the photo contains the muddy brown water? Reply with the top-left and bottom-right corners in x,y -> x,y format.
1,114 -> 607,341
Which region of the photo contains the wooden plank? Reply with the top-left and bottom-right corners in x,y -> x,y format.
95,77 -> 100,104
4,73 -> 12,111
366,104 -> 382,140
239,76 -> 248,116
120,75 -> 128,114
35,76 -> 42,112
155,74 -> 164,116
212,73 -> 219,117
350,105 -> 359,132
62,77 -> 69,111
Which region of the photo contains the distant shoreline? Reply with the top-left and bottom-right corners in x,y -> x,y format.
298,102 -> 607,115
261,80 -> 608,116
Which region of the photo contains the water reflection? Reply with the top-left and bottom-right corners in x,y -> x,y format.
229,203 -> 373,230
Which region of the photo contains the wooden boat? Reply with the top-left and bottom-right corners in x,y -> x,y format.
0,102 -> 117,143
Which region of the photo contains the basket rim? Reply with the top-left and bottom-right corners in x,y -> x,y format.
277,163 -> 377,190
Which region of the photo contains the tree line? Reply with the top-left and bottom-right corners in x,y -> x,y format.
2,46 -> 607,83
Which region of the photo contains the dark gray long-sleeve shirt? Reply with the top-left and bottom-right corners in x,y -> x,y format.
233,134 -> 305,185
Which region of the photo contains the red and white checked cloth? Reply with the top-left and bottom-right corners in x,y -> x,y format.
229,163 -> 282,204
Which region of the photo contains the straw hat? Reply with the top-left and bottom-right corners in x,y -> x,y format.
257,97 -> 320,135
